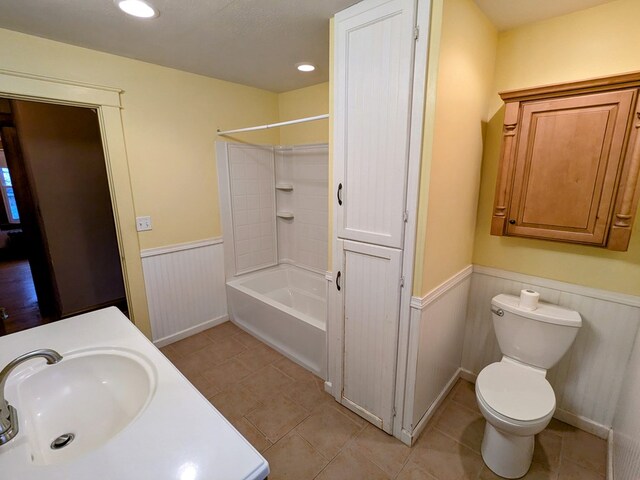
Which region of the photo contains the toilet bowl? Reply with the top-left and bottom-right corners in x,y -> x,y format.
476,294 -> 581,479
476,359 -> 555,478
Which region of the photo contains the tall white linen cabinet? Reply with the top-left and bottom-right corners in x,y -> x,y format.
327,0 -> 431,444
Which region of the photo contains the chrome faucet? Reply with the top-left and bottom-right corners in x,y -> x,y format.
0,349 -> 63,446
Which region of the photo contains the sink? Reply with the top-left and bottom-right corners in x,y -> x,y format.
11,348 -> 156,465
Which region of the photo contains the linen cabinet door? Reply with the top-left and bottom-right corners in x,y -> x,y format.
334,0 -> 416,248
341,240 -> 402,433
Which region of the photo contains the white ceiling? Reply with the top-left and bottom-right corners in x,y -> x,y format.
0,1 -> 621,92
474,0 -> 619,31
0,0 -> 357,93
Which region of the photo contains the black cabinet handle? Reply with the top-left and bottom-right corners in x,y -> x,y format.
336,271 -> 341,291
337,183 -> 343,206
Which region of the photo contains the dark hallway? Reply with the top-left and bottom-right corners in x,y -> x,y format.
0,258 -> 51,335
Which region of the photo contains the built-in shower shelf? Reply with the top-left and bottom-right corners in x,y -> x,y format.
276,212 -> 294,219
275,184 -> 294,191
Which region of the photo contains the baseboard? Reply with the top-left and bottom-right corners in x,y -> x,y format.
608,428 -> 614,480
459,368 -> 477,383
553,408 -> 610,439
324,380 -> 333,394
404,367 -> 462,446
153,314 -> 229,348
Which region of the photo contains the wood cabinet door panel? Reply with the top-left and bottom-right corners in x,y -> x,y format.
507,90 -> 635,244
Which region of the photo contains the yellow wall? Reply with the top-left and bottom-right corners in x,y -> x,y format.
414,0 -> 498,295
473,0 -> 640,296
277,83 -> 329,145
0,27 -> 280,253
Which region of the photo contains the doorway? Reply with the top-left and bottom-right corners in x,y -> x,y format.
0,98 -> 128,336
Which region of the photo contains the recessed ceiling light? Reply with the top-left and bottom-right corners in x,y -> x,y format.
297,63 -> 316,73
115,0 -> 159,19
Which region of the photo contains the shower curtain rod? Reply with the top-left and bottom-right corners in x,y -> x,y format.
217,114 -> 329,136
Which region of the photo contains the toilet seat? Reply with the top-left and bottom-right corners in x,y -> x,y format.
476,361 -> 556,423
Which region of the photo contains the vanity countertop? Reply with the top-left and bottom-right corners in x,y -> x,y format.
0,307 -> 269,480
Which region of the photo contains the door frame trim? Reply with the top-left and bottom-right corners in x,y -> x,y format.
393,0 -> 432,442
0,68 -> 151,337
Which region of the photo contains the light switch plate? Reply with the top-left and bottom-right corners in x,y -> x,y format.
136,216 -> 152,232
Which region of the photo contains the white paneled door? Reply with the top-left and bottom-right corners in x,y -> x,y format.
341,241 -> 403,433
334,0 -> 417,248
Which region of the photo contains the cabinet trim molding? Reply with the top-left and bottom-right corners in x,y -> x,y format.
500,71 -> 640,102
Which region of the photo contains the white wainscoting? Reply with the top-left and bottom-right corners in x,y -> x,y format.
401,265 -> 473,444
464,266 -> 640,438
612,325 -> 640,480
141,238 -> 228,347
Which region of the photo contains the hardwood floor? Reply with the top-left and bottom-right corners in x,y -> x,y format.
0,258 -> 51,336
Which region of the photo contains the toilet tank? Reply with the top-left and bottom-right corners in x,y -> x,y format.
491,294 -> 582,370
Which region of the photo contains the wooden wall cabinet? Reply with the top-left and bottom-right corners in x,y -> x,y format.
491,72 -> 640,251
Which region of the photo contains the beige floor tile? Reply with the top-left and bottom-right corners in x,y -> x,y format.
202,357 -> 252,390
159,344 -> 182,363
242,364 -> 294,398
326,401 -> 369,430
263,432 -> 328,480
315,445 -> 391,480
561,428 -> 607,475
533,430 -> 562,472
434,400 -> 485,454
170,332 -> 212,357
173,343 -> 234,377
396,462 -> 438,480
285,376 -> 334,412
408,428 -> 484,480
200,335 -> 247,364
233,329 -> 264,348
204,321 -> 241,342
557,459 -> 605,480
478,462 -> 558,480
229,416 -> 272,453
173,354 -> 208,380
236,344 -> 283,371
295,404 -> 363,459
451,380 -> 479,412
246,395 -> 308,442
187,374 -> 221,399
351,424 -> 412,477
210,384 -> 262,420
545,418 -> 575,437
273,357 -> 317,382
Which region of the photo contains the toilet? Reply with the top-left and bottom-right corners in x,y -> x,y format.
475,293 -> 582,479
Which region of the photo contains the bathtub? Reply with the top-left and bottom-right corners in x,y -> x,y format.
226,265 -> 326,377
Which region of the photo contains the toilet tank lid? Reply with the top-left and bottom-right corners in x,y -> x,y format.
492,294 -> 582,327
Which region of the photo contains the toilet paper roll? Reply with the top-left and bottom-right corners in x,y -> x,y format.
519,289 -> 540,311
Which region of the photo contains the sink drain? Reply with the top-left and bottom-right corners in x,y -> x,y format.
50,433 -> 75,450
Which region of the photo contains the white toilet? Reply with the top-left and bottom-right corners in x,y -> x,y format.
475,293 -> 582,479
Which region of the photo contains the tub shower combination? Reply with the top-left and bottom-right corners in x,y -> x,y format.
217,142 -> 328,377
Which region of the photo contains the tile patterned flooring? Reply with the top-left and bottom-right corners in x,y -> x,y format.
160,322 -> 607,480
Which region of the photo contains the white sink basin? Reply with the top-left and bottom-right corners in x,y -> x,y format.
12,348 -> 156,465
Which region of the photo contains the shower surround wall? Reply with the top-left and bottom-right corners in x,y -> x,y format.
225,144 -> 278,275
217,141 -> 329,376
276,145 -> 328,273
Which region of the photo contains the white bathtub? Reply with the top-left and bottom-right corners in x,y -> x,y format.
226,265 -> 327,377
